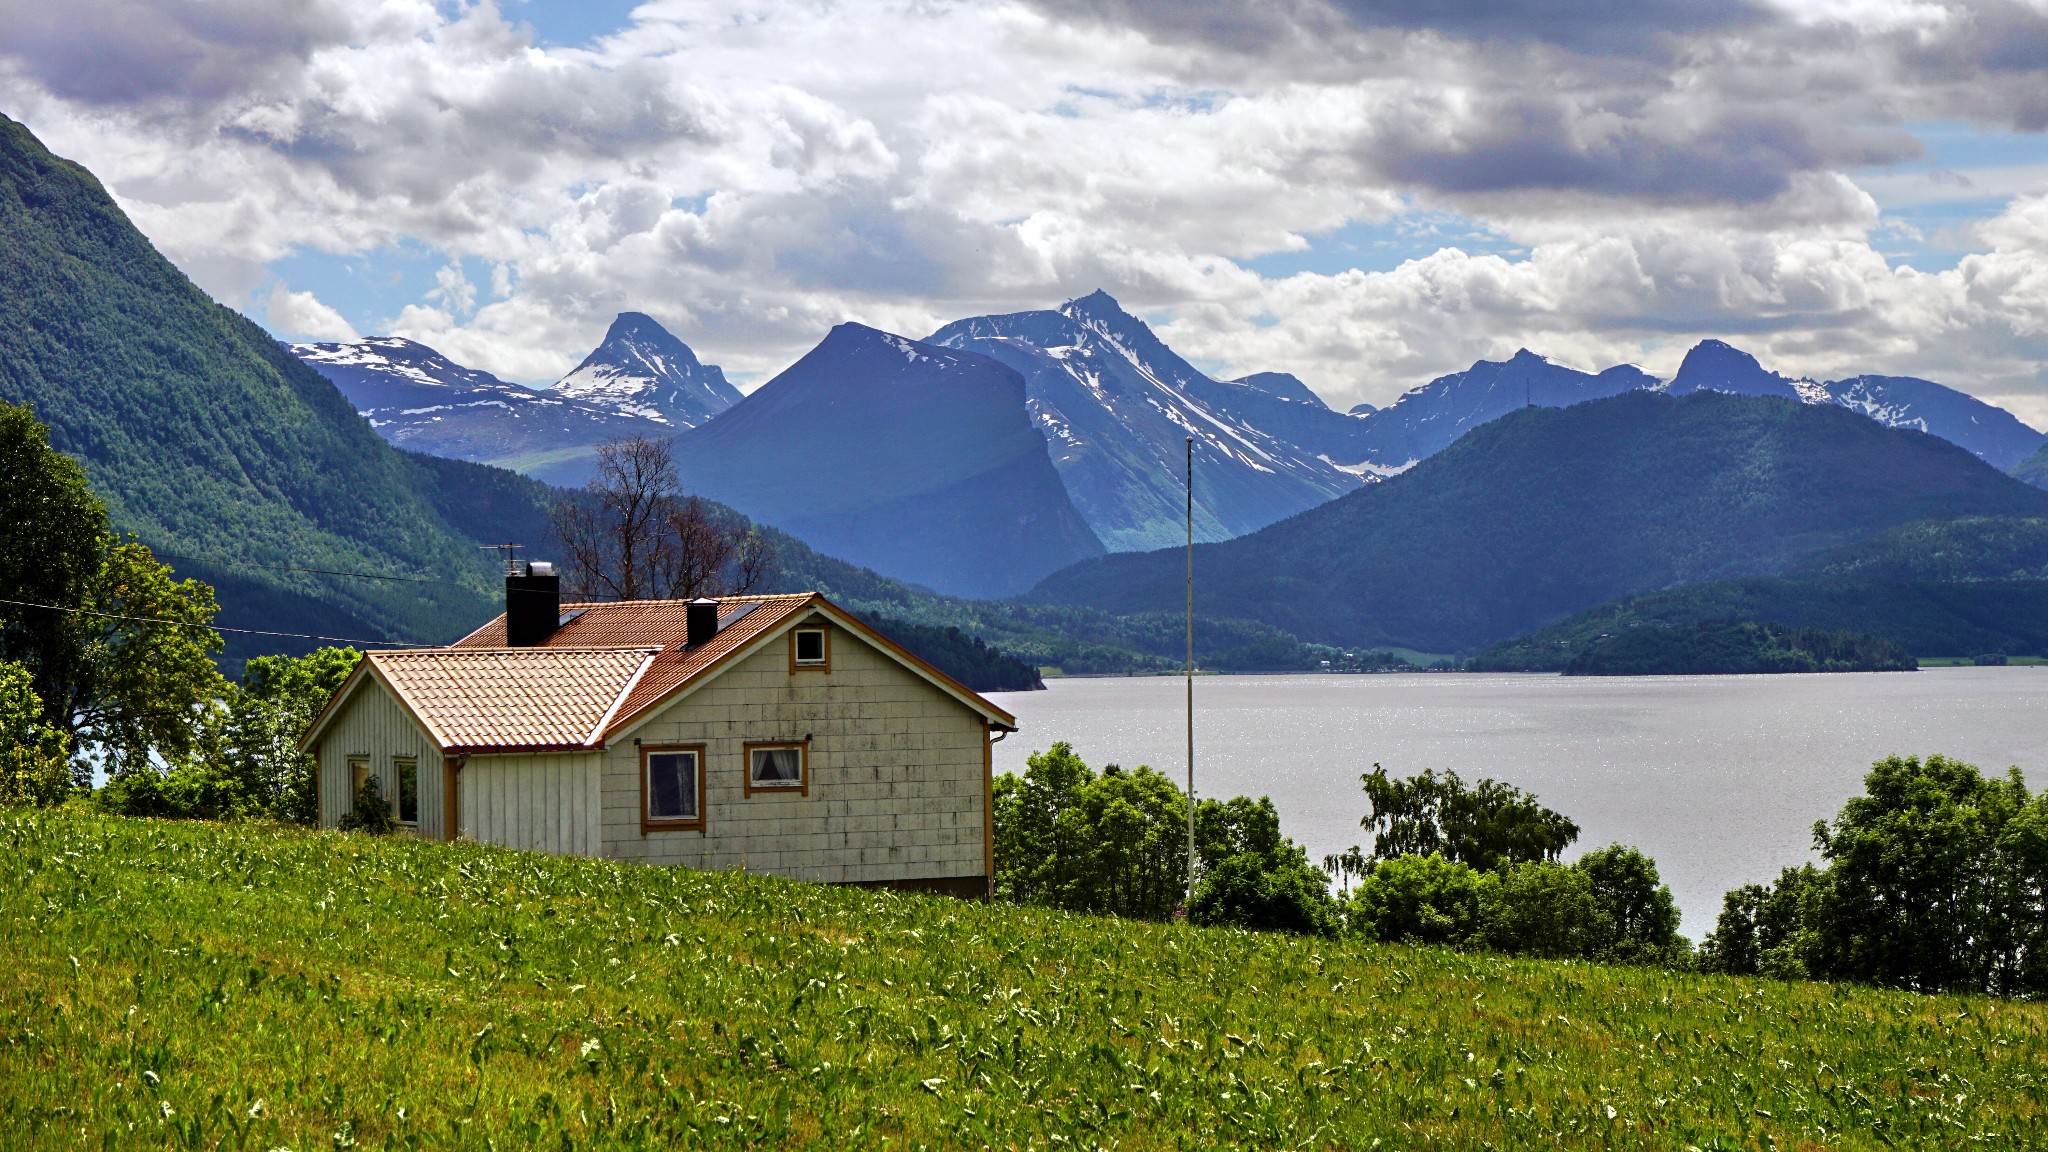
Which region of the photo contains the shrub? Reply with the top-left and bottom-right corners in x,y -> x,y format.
1577,844 -> 1686,964
1480,861 -> 1601,959
337,776 -> 395,835
1346,853 -> 1492,946
0,660 -> 69,807
1190,851 -> 1340,936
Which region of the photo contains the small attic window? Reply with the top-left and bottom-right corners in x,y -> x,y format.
791,626 -> 829,671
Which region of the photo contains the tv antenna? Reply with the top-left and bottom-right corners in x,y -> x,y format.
482,543 -> 524,575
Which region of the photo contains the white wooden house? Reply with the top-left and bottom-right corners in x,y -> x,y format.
300,570 -> 1017,896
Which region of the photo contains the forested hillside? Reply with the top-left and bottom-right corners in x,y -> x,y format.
0,113 -> 517,655
1030,391 -> 2048,653
1475,517 -> 2048,669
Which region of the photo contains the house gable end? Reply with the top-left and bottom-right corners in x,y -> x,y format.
603,597 -> 1015,743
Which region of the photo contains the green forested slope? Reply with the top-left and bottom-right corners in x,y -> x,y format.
1561,621 -> 1916,675
1031,391 -> 2048,652
1474,579 -> 2048,669
1475,517 -> 2048,669
0,113 -> 508,651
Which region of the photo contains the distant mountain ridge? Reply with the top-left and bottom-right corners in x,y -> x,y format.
552,311 -> 742,427
1346,349 -> 1658,469
928,291 -> 1366,551
1341,339 -> 2044,474
1028,390 -> 2048,652
673,323 -> 1104,599
291,335 -> 672,487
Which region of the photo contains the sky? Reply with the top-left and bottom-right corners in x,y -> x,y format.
4,0 -> 2048,420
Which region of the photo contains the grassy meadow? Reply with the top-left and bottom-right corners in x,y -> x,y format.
2,810 -> 2045,1150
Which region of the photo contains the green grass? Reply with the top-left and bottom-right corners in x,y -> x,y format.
4,810 -> 2045,1150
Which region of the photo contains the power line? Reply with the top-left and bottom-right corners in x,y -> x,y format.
0,595 -> 427,649
150,552 -> 478,589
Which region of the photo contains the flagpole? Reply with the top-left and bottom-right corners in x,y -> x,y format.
1185,435 -> 1196,910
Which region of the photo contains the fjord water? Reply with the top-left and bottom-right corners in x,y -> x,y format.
988,668 -> 2048,936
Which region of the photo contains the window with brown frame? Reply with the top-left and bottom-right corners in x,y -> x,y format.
348,757 -> 370,812
641,744 -> 707,833
744,740 -> 809,795
790,625 -> 830,672
394,757 -> 420,826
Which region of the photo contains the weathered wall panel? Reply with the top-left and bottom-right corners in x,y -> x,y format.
601,614 -> 990,885
457,752 -> 600,857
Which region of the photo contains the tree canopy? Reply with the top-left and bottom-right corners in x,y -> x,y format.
1359,766 -> 1580,872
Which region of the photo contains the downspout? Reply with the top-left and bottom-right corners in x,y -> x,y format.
984,724 -> 1009,901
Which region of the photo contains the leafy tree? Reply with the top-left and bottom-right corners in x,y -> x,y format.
1346,853 -> 1492,946
992,741 -> 1098,909
1703,753 -> 2048,997
1072,764 -> 1190,920
1188,792 -> 1341,936
0,400 -> 107,730
1359,766 -> 1579,872
210,647 -> 362,823
1195,795 -> 1288,871
993,742 -> 1334,933
1808,754 -> 2039,994
1479,861 -> 1601,959
1577,844 -> 1686,963
1189,850 -> 1340,937
0,660 -> 70,806
62,538 -> 225,780
1699,865 -> 1824,980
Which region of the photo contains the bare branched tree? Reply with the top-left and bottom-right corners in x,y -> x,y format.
666,495 -> 731,600
730,527 -> 772,595
550,436 -> 777,602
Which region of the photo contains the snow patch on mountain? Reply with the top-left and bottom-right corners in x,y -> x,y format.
550,312 -> 741,427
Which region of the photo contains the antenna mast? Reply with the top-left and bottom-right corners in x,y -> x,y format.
1185,435 -> 1196,911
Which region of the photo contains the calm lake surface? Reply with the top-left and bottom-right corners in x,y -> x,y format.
985,668 -> 2048,937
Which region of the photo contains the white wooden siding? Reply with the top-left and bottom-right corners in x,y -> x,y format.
457,752 -> 601,857
602,616 -> 990,885
313,676 -> 445,841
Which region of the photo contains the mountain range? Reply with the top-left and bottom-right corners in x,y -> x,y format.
1027,390 -> 2048,652
293,295 -> 2046,575
292,313 -> 742,487
12,105 -> 2048,675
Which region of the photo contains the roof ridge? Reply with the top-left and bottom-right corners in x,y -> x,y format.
372,646 -> 662,657
562,592 -> 815,608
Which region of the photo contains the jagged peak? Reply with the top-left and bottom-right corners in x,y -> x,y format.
1063,288 -> 1126,317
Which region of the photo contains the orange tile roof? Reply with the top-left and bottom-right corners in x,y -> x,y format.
303,592 -> 1016,755
368,647 -> 657,753
451,594 -> 819,729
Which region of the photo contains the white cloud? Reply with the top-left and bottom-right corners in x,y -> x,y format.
261,284 -> 359,342
1,0 -> 2045,412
